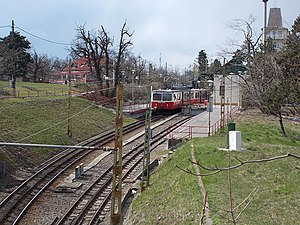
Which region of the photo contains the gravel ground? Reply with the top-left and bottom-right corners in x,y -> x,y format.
10,115 -> 186,225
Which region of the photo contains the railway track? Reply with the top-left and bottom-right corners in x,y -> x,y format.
54,115 -> 191,225
0,116 -> 165,225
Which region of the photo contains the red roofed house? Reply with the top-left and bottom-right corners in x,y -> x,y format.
49,56 -> 107,83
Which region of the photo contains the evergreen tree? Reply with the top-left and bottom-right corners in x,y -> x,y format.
278,15 -> 300,115
197,50 -> 208,80
208,59 -> 222,75
0,31 -> 32,81
225,50 -> 247,74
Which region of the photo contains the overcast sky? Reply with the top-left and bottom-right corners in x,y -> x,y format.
1,0 -> 299,70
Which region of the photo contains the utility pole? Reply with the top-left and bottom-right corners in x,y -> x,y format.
159,53 -> 162,69
67,59 -> 72,138
141,64 -> 152,191
220,58 -> 226,131
111,75 -> 124,225
262,0 -> 268,44
11,20 -> 16,97
262,0 -> 268,93
131,70 -> 135,102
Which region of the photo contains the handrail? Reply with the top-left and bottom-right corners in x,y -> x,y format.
169,106 -> 240,138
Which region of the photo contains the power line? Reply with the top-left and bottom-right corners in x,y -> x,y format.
16,103 -> 94,142
15,25 -> 71,46
0,25 -> 11,29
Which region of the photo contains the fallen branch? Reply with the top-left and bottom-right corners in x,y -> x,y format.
177,153 -> 300,176
200,193 -> 207,225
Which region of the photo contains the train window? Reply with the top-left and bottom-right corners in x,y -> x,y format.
153,93 -> 162,101
184,92 -> 190,100
162,93 -> 172,101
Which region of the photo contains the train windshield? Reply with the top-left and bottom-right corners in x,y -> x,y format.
162,93 -> 172,101
153,92 -> 173,101
153,93 -> 162,101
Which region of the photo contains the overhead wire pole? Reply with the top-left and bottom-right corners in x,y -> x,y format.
11,20 -> 16,97
262,0 -> 268,92
262,0 -> 268,45
141,64 -> 152,191
67,59 -> 73,138
220,58 -> 226,131
111,74 -> 124,225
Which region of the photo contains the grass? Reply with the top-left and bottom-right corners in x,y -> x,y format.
127,111 -> 300,225
129,146 -> 202,225
0,80 -> 75,97
0,94 -> 135,176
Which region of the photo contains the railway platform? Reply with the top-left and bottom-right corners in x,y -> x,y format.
170,105 -> 239,139
123,102 -> 147,118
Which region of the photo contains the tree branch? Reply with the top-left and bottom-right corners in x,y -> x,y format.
177,153 -> 299,176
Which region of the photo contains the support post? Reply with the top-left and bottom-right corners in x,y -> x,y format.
208,107 -> 211,136
207,79 -> 213,136
111,83 -> 124,225
11,20 -> 16,97
67,59 -> 72,138
220,60 -> 226,131
141,64 -> 152,191
262,0 -> 268,44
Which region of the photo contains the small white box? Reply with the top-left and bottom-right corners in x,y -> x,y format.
229,131 -> 242,151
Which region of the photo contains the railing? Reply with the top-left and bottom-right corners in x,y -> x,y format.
172,125 -> 209,139
210,106 -> 240,135
170,106 -> 240,139
0,89 -> 80,99
123,100 -> 147,113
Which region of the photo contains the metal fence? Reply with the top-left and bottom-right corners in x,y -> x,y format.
0,89 -> 80,99
170,107 -> 240,139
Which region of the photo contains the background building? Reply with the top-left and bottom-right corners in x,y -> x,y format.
265,8 -> 289,49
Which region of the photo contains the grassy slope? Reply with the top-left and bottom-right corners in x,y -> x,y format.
128,111 -> 300,225
0,81 -> 71,96
0,95 -> 135,176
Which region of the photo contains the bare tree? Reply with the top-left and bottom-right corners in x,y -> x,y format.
224,15 -> 300,136
99,25 -> 112,81
177,151 -> 299,224
134,55 -> 147,85
114,21 -> 134,86
28,51 -> 51,82
71,24 -> 112,86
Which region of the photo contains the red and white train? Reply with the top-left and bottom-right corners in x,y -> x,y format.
151,88 -> 208,111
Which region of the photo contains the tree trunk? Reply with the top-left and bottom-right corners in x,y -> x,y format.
279,112 -> 287,137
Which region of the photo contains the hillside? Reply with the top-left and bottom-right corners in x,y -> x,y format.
0,95 -> 135,190
126,110 -> 300,225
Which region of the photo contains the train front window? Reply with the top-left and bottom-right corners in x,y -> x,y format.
153,93 -> 162,101
162,93 -> 172,101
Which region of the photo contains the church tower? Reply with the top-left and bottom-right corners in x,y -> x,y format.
265,8 -> 289,49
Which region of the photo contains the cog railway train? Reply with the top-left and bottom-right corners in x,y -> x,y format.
151,88 -> 208,111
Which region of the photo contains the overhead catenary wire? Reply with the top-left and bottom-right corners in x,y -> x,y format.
0,101 -> 96,149
0,95 -> 69,112
15,103 -> 95,143
0,89 -> 117,141
0,97 -> 71,138
0,25 -> 11,29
